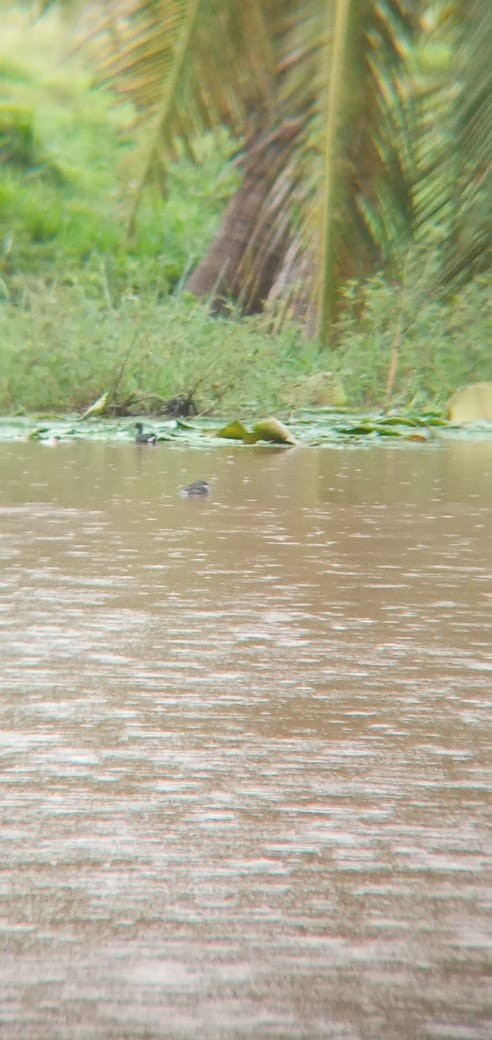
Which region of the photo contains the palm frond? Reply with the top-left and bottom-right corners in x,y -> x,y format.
443,0 -> 492,285
96,0 -> 277,230
90,0 -> 491,329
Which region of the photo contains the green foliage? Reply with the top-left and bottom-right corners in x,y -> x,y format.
90,0 -> 491,331
0,103 -> 37,167
0,276 -> 311,414
0,6 -> 489,420
1,260 -> 490,416
331,262 -> 492,408
0,8 -> 239,294
1,406 -> 489,448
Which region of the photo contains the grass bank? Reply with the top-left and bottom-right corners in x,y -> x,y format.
1,266 -> 490,418
0,7 -> 490,419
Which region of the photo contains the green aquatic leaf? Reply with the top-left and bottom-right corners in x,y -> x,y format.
251,418 -> 297,446
1,408 -> 492,446
376,415 -> 422,427
339,422 -> 377,435
216,417 -> 297,445
216,420 -> 257,443
419,415 -> 449,428
29,427 -> 50,440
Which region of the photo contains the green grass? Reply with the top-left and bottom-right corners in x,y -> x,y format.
0,282 -> 306,415
332,260 -> 492,411
1,266 -> 490,417
0,6 -> 490,420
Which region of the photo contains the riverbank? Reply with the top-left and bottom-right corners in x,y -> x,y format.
1,7 -> 490,419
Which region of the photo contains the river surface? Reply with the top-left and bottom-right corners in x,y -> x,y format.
0,439 -> 491,1040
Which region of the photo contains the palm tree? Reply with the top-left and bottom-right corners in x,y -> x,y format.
95,0 -> 490,339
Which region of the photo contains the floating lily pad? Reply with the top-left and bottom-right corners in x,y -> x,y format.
251,418 -> 297,445
216,417 -> 296,445
1,408 -> 492,446
406,432 -> 430,443
377,415 -> 422,427
339,422 -> 377,436
216,419 -> 256,442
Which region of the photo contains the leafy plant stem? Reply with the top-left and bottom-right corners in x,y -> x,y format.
385,311 -> 402,404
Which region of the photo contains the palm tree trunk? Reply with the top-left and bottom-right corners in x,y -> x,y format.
318,0 -> 354,341
186,121 -> 300,313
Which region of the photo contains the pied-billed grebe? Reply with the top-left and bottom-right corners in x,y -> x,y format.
180,480 -> 210,497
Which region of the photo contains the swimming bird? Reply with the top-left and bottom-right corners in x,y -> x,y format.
180,479 -> 210,497
135,422 -> 157,445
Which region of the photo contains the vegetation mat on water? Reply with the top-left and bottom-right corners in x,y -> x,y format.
0,412 -> 491,447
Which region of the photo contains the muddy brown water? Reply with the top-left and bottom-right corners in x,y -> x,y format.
0,439 -> 491,1040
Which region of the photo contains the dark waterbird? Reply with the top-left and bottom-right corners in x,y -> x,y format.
135,422 -> 157,445
180,480 -> 210,497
